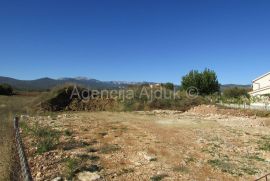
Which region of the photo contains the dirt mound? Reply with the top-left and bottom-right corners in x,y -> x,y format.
186,104 -> 219,115
187,104 -> 270,118
38,85 -> 116,112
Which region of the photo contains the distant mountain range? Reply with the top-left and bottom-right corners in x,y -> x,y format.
0,76 -> 156,91
0,76 -> 251,91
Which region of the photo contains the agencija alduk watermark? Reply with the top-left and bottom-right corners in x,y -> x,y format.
69,85 -> 199,102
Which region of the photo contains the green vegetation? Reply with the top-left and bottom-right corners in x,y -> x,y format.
35,83 -> 208,112
161,82 -> 174,90
150,174 -> 168,181
223,87 -> 250,99
173,165 -> 189,173
21,121 -> 60,154
0,83 -> 13,95
208,159 -> 237,175
64,157 -> 102,179
181,69 -> 220,95
64,158 -> 80,179
99,144 -> 121,154
258,136 -> 270,151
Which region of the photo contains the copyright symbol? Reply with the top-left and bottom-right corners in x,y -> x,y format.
186,86 -> 199,99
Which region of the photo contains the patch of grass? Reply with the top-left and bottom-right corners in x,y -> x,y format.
77,154 -> 100,161
100,144 -> 120,154
64,156 -> 102,179
86,147 -> 98,153
184,157 -> 197,164
173,165 -> 189,173
150,174 -> 168,181
258,136 -> 270,151
121,168 -> 135,174
35,126 -> 60,154
240,166 -> 258,175
62,140 -> 90,151
29,123 -> 61,154
207,159 -> 240,176
64,158 -> 80,179
21,121 -> 60,154
246,154 -> 265,162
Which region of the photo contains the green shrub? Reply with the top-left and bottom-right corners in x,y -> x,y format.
31,124 -> 60,154
223,87 -> 250,99
0,84 -> 13,95
161,82 -> 174,90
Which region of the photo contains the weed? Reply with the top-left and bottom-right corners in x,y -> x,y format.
32,124 -> 60,154
207,159 -> 239,176
62,140 -> 90,151
64,158 -> 80,179
77,154 -> 100,161
185,157 -> 197,164
150,174 -> 168,181
121,168 -> 135,174
246,154 -> 265,162
173,165 -> 189,173
100,144 -> 120,154
87,147 -> 98,153
240,166 -> 258,175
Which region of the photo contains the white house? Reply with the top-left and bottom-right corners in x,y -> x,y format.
250,72 -> 270,96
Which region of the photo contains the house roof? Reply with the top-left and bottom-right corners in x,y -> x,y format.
253,72 -> 270,82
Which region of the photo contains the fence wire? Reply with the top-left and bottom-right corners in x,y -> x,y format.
13,117 -> 33,181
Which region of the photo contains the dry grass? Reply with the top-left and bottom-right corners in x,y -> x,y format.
0,117 -> 13,180
0,94 -> 39,180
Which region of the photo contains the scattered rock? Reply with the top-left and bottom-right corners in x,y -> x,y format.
51,177 -> 63,181
76,172 -> 100,181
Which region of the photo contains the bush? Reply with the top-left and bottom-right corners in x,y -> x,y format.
0,84 -> 13,95
223,87 -> 250,99
181,69 -> 220,95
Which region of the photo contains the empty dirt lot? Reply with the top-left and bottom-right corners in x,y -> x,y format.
21,106 -> 270,181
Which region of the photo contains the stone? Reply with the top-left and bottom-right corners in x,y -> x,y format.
51,177 -> 63,181
76,172 -> 100,181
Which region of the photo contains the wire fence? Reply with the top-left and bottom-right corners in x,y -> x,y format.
254,173 -> 270,181
13,117 -> 33,181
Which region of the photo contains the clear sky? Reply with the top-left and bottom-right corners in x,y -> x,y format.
0,0 -> 270,84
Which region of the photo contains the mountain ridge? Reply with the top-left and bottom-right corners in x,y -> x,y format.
0,76 -> 251,91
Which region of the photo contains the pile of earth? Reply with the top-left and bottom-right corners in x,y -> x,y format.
187,104 -> 270,118
36,85 -> 117,111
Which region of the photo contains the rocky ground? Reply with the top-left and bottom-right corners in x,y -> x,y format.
20,105 -> 270,181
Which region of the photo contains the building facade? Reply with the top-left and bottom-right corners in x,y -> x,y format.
250,72 -> 270,96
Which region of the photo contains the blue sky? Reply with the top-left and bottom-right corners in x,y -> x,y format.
0,0 -> 270,84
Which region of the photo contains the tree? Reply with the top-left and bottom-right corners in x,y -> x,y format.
181,69 -> 220,95
161,82 -> 174,90
0,83 -> 13,95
